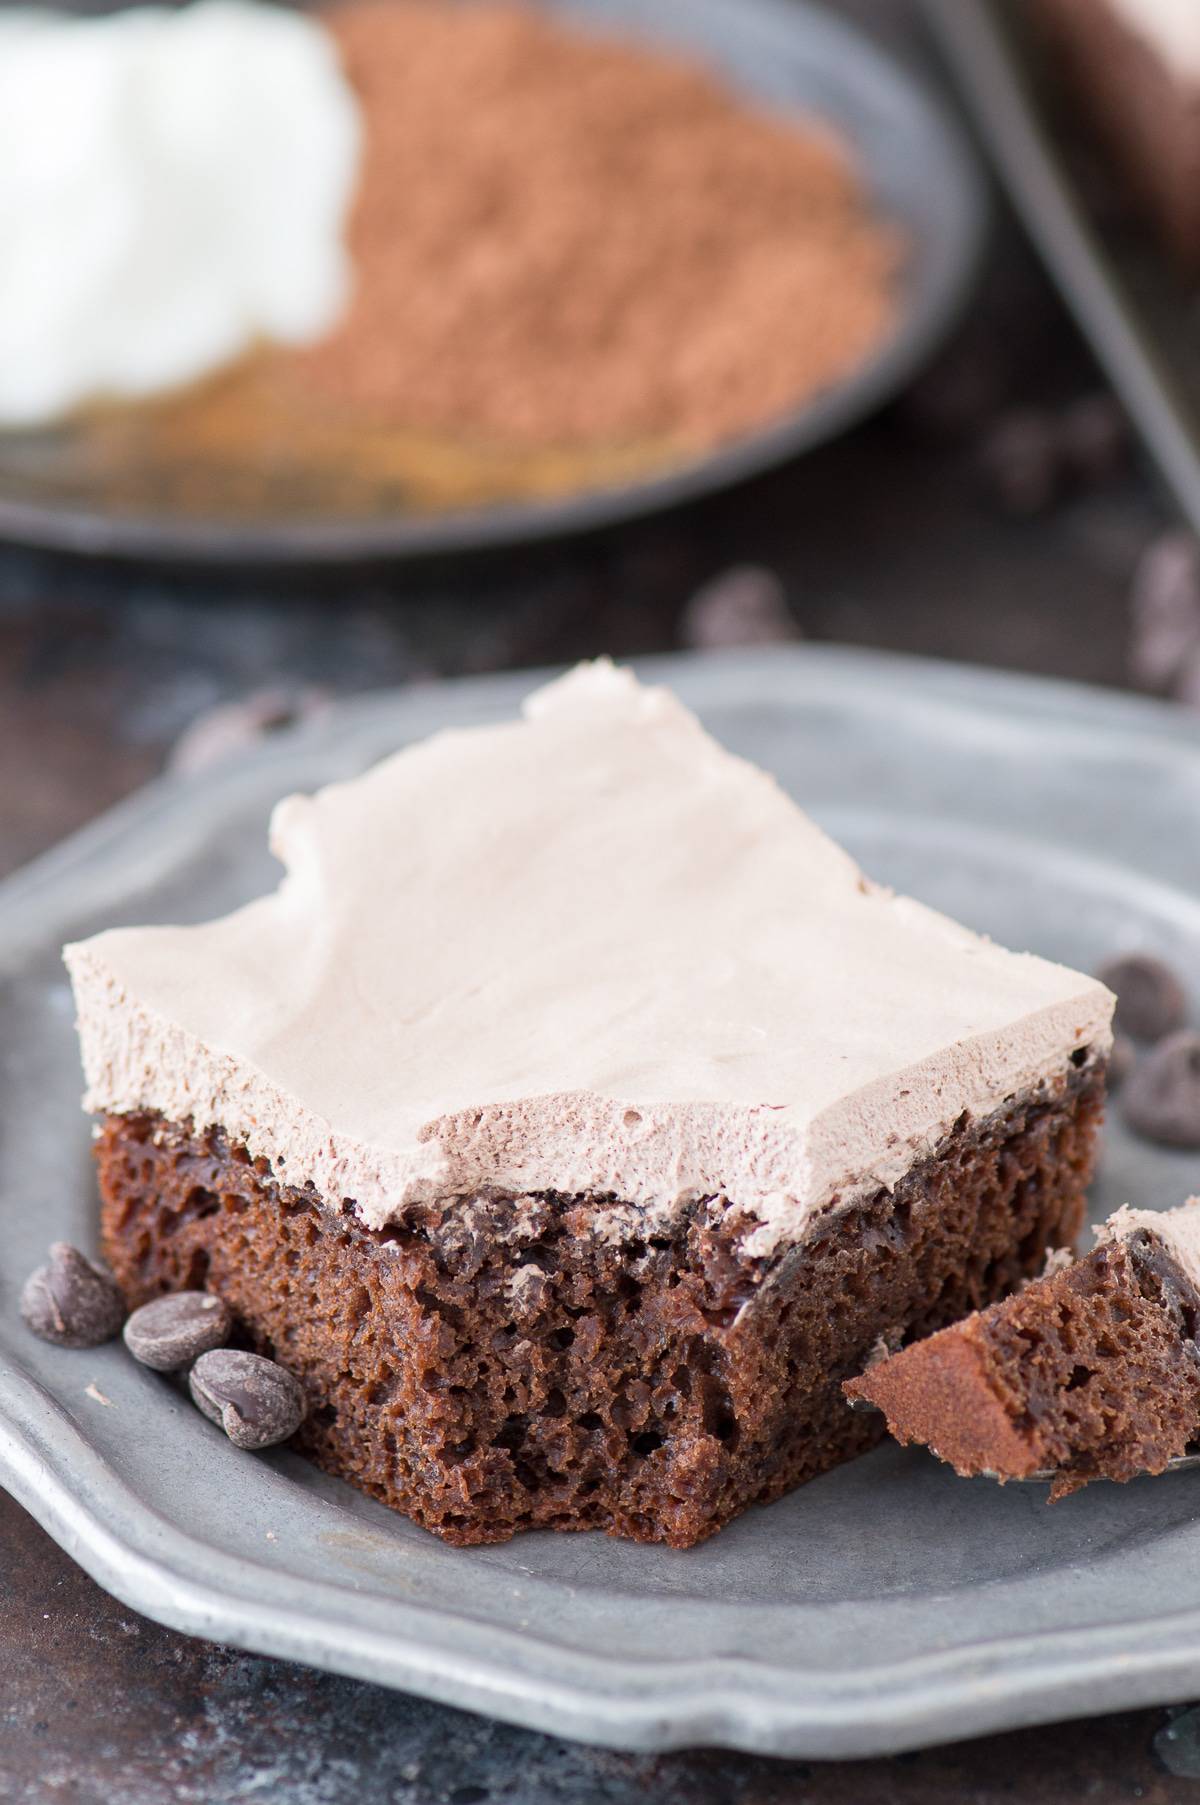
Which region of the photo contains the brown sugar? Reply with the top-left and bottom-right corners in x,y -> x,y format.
298,0 -> 902,454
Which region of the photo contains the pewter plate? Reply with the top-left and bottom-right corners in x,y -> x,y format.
3,647 -> 1200,1758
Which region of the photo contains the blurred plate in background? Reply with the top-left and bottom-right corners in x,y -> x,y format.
921,0 -> 1200,542
0,0 -> 984,565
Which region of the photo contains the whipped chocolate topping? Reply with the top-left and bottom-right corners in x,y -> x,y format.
1108,0 -> 1200,77
66,662 -> 1114,1251
1103,1198 -> 1200,1289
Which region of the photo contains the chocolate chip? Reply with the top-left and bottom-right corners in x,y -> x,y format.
1058,392 -> 1127,487
1096,953 -> 1189,1043
1129,531 -> 1200,693
123,1291 -> 233,1372
679,566 -> 800,651
976,410 -> 1062,515
188,1349 -> 306,1450
898,331 -> 1008,441
1174,644 -> 1200,711
1123,1031 -> 1200,1148
20,1243 -> 125,1349
168,686 -> 331,778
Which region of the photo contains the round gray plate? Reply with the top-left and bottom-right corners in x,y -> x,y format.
2,647 -> 1200,1758
0,0 -> 984,563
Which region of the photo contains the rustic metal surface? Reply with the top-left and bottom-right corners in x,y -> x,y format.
1,1483 -> 1195,1805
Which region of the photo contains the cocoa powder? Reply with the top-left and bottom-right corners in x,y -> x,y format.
300,0 -> 901,454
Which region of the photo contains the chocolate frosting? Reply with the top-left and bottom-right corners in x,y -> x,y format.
66,662 -> 1114,1250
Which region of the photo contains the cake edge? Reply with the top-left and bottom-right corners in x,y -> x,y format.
93,1057 -> 1106,1545
845,1195 -> 1200,1495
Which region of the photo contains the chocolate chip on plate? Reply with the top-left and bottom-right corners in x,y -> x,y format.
1096,953 -> 1189,1043
20,1243 -> 126,1349
123,1291 -> 233,1372
1123,1031 -> 1200,1149
188,1349 -> 306,1450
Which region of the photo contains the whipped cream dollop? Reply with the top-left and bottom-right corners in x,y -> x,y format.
67,662 -> 1114,1252
1108,0 -> 1200,76
0,0 -> 361,428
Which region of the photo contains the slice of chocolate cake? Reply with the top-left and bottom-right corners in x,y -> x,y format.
1034,0 -> 1200,267
847,1199 -> 1200,1498
65,661 -> 1113,1547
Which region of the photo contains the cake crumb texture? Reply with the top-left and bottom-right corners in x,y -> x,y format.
97,1069 -> 1103,1545
848,1217 -> 1200,1498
